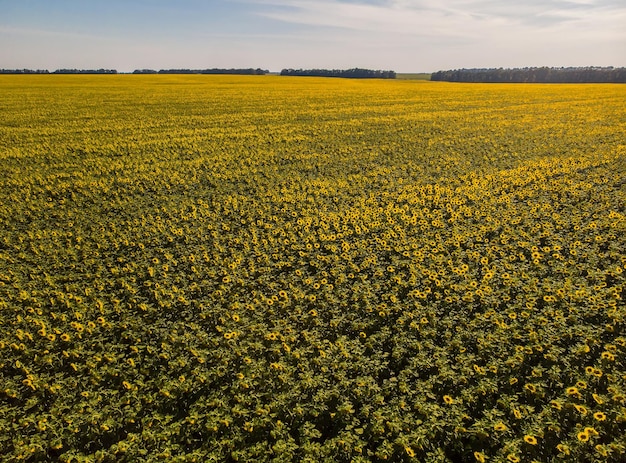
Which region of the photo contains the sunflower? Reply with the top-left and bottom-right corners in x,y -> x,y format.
550,400 -> 562,410
595,445 -> 609,457
556,444 -> 570,455
574,404 -> 588,415
593,412 -> 606,421
524,383 -> 537,393
473,451 -> 485,463
524,435 -> 538,445
493,423 -> 507,432
601,351 -> 615,361
577,431 -> 589,442
443,395 -> 455,405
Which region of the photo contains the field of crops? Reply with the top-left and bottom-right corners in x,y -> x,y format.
1,75 -> 625,462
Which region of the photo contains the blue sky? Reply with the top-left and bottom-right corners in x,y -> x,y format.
1,0 -> 625,72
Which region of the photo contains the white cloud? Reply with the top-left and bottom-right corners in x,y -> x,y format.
245,0 -> 626,69
251,0 -> 626,34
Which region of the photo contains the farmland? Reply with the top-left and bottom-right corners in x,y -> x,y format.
0,75 -> 625,462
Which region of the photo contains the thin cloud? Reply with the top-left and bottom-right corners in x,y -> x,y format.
240,0 -> 626,70
249,0 -> 626,36
251,0 -> 483,39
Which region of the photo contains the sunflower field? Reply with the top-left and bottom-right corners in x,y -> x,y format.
0,75 -> 625,462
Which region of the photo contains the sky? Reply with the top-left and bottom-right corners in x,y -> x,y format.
1,0 -> 625,73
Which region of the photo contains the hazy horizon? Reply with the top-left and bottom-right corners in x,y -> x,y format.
1,0 -> 625,74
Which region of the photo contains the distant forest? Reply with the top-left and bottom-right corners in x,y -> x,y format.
431,67 -> 626,83
280,68 -> 396,79
135,68 -> 269,75
0,68 -> 268,75
1,67 -> 396,78
0,69 -> 118,74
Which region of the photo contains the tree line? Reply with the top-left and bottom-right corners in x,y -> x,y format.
280,68 -> 396,79
0,68 -> 267,75
0,69 -> 118,74
430,67 -> 626,83
134,68 -> 269,75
